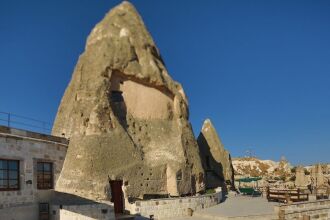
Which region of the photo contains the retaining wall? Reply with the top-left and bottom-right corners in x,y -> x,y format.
0,203 -> 38,220
276,199 -> 330,220
51,202 -> 115,220
129,192 -> 222,219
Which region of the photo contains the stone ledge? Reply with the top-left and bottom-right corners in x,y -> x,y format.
130,192 -> 222,219
0,125 -> 68,146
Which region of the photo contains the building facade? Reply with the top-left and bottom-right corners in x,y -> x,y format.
0,125 -> 221,220
0,125 -> 68,219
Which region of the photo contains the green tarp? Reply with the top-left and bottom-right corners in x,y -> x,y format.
237,177 -> 262,182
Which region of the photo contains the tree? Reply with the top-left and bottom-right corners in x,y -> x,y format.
304,169 -> 310,175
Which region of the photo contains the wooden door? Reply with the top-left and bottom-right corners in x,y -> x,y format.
110,180 -> 124,214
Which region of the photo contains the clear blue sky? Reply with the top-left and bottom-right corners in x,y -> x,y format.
1,0 -> 329,165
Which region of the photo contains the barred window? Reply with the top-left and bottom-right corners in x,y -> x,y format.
39,203 -> 50,220
0,159 -> 19,191
37,162 -> 53,189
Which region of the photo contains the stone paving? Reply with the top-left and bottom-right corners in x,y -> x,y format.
172,195 -> 279,220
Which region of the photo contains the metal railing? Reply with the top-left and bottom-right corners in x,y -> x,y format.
0,111 -> 52,134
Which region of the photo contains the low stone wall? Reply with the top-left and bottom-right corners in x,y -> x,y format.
276,199 -> 330,220
0,203 -> 38,220
51,201 -> 115,220
130,192 -> 222,219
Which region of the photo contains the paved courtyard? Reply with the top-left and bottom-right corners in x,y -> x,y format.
174,195 -> 279,220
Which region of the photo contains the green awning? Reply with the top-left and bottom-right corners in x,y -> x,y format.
237,177 -> 262,182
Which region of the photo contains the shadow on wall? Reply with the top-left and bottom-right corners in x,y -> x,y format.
110,90 -> 128,129
50,191 -> 115,219
228,154 -> 236,190
197,133 -> 227,194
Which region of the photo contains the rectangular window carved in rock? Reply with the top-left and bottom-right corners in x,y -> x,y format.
37,162 -> 53,190
0,159 -> 19,191
176,170 -> 182,181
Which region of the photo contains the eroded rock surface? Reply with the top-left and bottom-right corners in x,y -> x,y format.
295,166 -> 310,188
311,164 -> 326,187
52,1 -> 204,200
197,119 -> 234,189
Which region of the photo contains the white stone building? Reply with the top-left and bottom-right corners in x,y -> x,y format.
0,125 -> 68,219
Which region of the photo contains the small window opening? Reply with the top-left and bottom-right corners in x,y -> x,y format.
0,159 -> 19,191
111,91 -> 124,102
37,162 -> 53,190
176,170 -> 182,181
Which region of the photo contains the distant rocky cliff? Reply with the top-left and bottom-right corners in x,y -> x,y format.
233,157 -> 330,190
233,157 -> 291,178
52,1 -> 205,200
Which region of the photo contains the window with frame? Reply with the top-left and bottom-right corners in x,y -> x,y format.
37,162 -> 53,189
0,159 -> 20,191
39,203 -> 50,220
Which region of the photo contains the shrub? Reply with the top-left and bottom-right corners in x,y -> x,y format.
205,188 -> 216,194
304,169 -> 310,175
289,176 -> 296,181
274,177 -> 280,181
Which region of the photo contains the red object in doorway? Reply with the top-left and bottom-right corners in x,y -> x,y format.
110,180 -> 124,214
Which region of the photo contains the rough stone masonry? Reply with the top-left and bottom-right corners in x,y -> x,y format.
52,1 -> 205,200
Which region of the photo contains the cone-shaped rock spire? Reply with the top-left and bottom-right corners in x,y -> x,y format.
197,119 -> 234,189
52,1 -> 204,200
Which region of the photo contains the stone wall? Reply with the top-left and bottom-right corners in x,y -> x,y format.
0,203 -> 38,220
129,192 -> 222,219
51,202 -> 115,220
276,199 -> 330,220
0,126 -> 68,219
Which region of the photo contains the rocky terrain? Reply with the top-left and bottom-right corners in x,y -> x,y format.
233,157 -> 330,190
233,157 -> 291,179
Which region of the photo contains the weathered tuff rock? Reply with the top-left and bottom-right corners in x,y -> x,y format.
311,164 -> 326,187
233,157 -> 291,178
197,119 -> 234,189
295,166 -> 310,188
52,1 -> 205,200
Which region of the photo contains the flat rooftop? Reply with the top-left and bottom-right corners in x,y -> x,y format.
0,125 -> 68,145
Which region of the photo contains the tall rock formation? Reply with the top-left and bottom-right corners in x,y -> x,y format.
311,164 -> 325,188
52,1 -> 205,200
295,166 -> 309,188
197,119 -> 234,189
